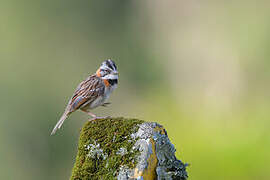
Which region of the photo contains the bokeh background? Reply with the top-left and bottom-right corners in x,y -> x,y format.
1,0 -> 270,179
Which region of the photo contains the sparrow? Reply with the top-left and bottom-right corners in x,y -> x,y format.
51,59 -> 118,135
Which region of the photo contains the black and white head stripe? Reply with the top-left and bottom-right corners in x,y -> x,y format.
101,59 -> 117,71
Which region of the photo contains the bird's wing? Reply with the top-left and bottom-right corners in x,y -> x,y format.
65,75 -> 105,113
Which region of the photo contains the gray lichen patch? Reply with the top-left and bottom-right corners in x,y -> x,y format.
85,141 -> 108,160
118,122 -> 188,180
116,147 -> 128,156
70,117 -> 144,180
154,128 -> 188,180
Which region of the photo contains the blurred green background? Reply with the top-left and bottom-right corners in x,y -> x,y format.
1,0 -> 270,179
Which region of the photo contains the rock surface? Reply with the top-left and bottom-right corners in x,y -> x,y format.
70,117 -> 188,180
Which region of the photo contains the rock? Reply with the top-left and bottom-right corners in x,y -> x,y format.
70,117 -> 188,180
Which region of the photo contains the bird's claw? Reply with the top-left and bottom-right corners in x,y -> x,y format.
88,116 -> 111,121
102,102 -> 111,107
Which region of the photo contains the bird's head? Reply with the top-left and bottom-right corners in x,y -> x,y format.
96,59 -> 118,86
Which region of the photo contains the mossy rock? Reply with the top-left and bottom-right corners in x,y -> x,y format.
71,117 -> 144,180
70,117 -> 188,180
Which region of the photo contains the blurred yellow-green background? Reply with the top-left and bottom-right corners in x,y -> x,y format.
1,1 -> 270,179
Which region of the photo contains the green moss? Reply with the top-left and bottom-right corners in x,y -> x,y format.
70,117 -> 144,180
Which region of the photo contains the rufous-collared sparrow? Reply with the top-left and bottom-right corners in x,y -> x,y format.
51,59 -> 118,135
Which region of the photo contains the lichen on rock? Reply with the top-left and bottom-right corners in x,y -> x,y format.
70,117 -> 143,180
70,117 -> 188,180
85,141 -> 108,160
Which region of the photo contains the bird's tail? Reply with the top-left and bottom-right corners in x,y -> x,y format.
50,112 -> 69,135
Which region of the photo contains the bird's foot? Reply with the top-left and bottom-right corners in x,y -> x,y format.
102,102 -> 111,107
88,116 -> 111,121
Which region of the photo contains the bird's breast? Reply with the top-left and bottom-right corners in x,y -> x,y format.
89,96 -> 105,109
88,86 -> 115,109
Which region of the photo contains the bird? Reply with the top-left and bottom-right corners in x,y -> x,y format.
51,59 -> 118,135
